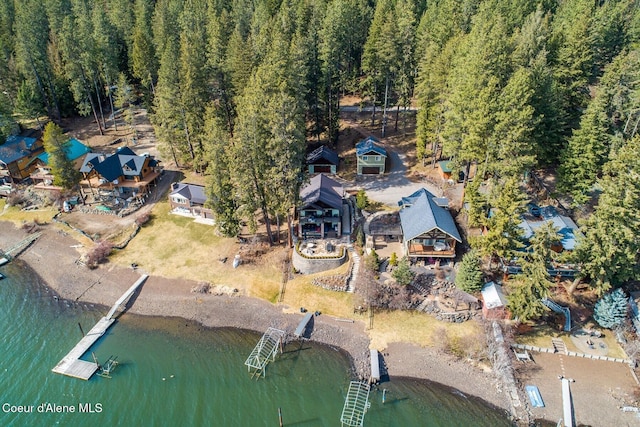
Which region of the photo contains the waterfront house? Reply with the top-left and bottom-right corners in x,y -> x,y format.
79,147 -> 161,197
398,188 -> 461,260
31,138 -> 91,189
356,136 -> 386,175
0,135 -> 44,182
297,173 -> 345,238
168,182 -> 213,221
307,145 -> 339,174
502,205 -> 581,277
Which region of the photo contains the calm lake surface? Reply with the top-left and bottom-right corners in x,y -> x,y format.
0,262 -> 512,426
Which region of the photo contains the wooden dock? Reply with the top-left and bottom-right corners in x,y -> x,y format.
51,275 -> 148,380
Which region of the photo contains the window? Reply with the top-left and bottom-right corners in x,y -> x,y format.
362,155 -> 368,161
375,156 -> 380,161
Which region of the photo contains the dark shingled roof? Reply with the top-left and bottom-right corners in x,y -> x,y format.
299,173 -> 344,209
399,188 -> 461,243
79,147 -> 155,183
170,183 -> 207,205
0,135 -> 38,165
306,145 -> 339,165
356,136 -> 387,157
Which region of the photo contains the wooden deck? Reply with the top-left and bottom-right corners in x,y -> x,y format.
52,275 -> 148,380
408,243 -> 455,258
51,317 -> 114,380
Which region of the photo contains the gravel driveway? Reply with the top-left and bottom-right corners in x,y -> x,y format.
345,150 -> 443,206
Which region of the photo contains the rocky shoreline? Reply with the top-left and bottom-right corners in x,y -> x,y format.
0,221 -> 511,417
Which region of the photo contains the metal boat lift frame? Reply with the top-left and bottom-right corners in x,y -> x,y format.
244,327 -> 285,379
340,381 -> 371,427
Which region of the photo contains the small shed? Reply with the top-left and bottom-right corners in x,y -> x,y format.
481,281 -> 509,320
437,160 -> 454,180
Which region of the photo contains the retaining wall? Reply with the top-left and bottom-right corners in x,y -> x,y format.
511,343 -> 632,365
292,245 -> 347,275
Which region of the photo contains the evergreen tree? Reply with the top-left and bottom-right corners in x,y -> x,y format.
392,256 -> 415,286
455,250 -> 483,293
132,0 -> 158,98
14,80 -> 44,128
204,106 -> 240,237
14,0 -> 60,120
42,122 -> 80,190
472,177 -> 527,266
464,178 -> 486,228
356,189 -> 368,210
572,136 -> 640,295
593,288 -> 629,329
114,73 -> 137,142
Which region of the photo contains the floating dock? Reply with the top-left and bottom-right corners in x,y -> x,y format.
52,275 -> 148,380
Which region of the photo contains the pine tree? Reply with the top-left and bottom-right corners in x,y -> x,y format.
42,122 -> 80,190
455,250 -> 483,293
464,178 -> 486,228
572,136 -> 640,295
204,106 -> 240,237
131,0 -> 157,98
472,177 -> 527,266
392,256 -> 414,286
593,288 -> 628,329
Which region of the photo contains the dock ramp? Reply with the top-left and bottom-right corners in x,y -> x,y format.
294,312 -> 313,338
370,349 -> 380,384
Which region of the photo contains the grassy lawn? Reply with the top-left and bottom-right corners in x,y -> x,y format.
367,309 -> 483,350
109,200 -> 283,300
282,261 -> 355,318
0,199 -> 58,224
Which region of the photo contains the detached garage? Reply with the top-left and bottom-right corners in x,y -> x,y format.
356,136 -> 387,175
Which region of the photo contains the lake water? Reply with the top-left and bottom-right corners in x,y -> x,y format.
0,262 -> 512,426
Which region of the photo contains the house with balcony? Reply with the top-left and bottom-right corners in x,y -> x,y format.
168,182 -> 213,221
398,188 -> 461,260
356,136 -> 387,175
297,174 -> 345,239
79,146 -> 161,198
307,145 -> 339,174
0,134 -> 44,182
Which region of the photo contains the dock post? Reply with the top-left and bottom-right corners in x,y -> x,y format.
278,407 -> 283,427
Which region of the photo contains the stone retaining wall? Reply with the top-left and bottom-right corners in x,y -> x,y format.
511,343 -> 632,365
292,245 -> 347,275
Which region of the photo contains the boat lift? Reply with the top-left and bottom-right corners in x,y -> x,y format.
244,327 -> 285,379
92,353 -> 120,379
340,381 -> 371,427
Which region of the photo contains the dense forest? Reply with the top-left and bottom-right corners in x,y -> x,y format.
0,0 -> 639,298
